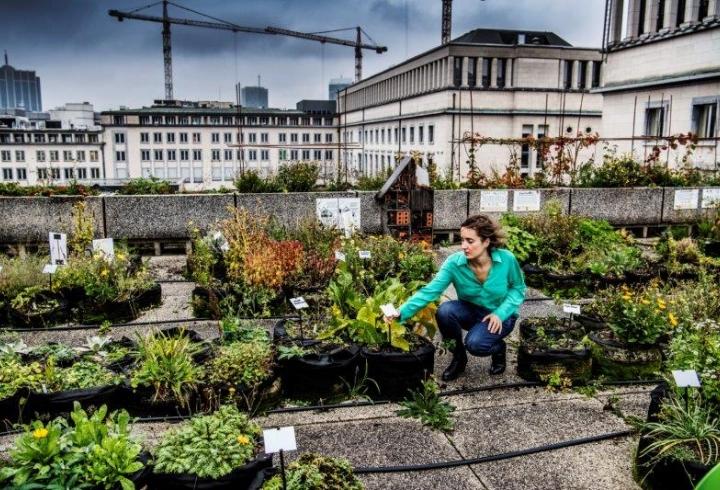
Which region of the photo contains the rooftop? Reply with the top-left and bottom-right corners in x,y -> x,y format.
451,28 -> 572,47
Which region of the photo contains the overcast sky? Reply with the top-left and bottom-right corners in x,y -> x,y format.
1,0 -> 606,111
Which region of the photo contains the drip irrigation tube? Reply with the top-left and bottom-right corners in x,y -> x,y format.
353,430 -> 634,474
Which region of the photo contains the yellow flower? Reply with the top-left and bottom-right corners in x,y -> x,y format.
116,252 -> 126,262
622,293 -> 632,301
657,300 -> 666,310
32,427 -> 49,439
640,299 -> 650,305
398,253 -> 405,260
668,312 -> 678,327
236,435 -> 250,445
100,269 -> 109,277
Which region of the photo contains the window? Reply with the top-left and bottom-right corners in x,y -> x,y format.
50,151 -> 59,162
536,125 -> 549,169
279,133 -> 287,143
692,102 -> 718,138
63,151 -> 73,161
141,150 -> 150,161
223,150 -> 231,161
521,124 -> 533,169
64,168 -> 74,180
33,133 -> 45,143
325,133 -> 333,143
236,149 -> 244,160
381,129 -> 385,144
453,57 -> 462,87
90,150 -> 98,162
154,132 -> 162,143
224,132 -> 232,143
591,62 -> 601,88
428,125 -> 435,144
16,168 -> 27,180
36,150 -> 46,162
290,150 -> 299,160
15,151 -> 25,162
180,150 -> 189,161
699,0 -> 709,19
2,168 -> 13,180
167,132 -> 175,143
192,133 -> 201,143
419,126 -> 424,144
393,128 -> 398,143
51,168 -> 60,179
325,150 -> 333,160
302,133 -> 310,143
638,0 -> 647,35
409,127 -> 415,144
261,133 -> 269,143
481,58 -> 491,88
677,0 -> 686,26
154,149 -> 163,161
180,132 -> 188,143
248,150 -> 257,161
302,150 -> 310,160
401,127 -> 407,143
0,151 -> 10,162
167,149 -> 176,161
114,133 -> 125,144
645,106 -> 666,137
291,133 -> 298,143
578,61 -> 588,89
468,57 -> 477,87
211,133 -> 220,143
192,149 -> 202,161
261,150 -> 269,161
249,133 -> 257,143
75,134 -> 85,143
89,134 -> 98,143
140,132 -> 149,143
77,168 -> 87,180
38,168 -> 48,179
656,0 -> 666,31
212,149 -> 220,161
76,151 -> 85,162
115,151 -> 126,162
314,150 -> 322,160
279,149 -> 288,161
496,58 -> 507,88
91,168 -> 100,179
563,60 -> 574,90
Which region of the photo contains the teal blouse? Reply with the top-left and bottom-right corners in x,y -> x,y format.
398,248 -> 526,322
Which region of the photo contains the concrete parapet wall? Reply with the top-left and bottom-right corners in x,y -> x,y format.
570,188 -> 664,225
468,189 -> 570,221
433,190 -> 469,230
661,187 -> 704,224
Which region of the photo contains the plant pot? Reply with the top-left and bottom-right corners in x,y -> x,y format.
360,337 -> 435,400
701,239 -> 720,258
588,331 -> 662,381
625,269 -> 658,284
147,451 -> 273,490
518,317 -> 584,341
575,314 -> 606,333
0,389 -> 31,429
118,383 -> 199,418
79,282 -> 163,324
273,320 -> 360,399
8,291 -> 68,328
28,384 -> 123,419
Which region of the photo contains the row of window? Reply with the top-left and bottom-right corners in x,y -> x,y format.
113,114 -> 334,127
1,167 -> 101,181
645,100 -> 718,139
453,57 -> 510,89
348,124 -> 436,146
0,150 -> 100,163
562,60 -> 602,90
131,148 -> 335,163
137,163 -> 276,184
0,133 -> 100,144
135,131 -> 335,145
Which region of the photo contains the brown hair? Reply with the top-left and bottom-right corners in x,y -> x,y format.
460,214 -> 506,250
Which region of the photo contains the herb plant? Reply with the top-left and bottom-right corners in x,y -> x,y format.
263,453 -> 364,490
397,378 -> 455,432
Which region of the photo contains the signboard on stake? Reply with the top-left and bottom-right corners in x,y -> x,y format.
358,250 -> 371,259
263,427 -> 297,453
49,232 -> 68,265
92,238 -> 115,260
513,190 -> 541,212
316,198 -> 361,236
672,369 -> 701,388
563,304 -> 581,315
43,264 -> 58,274
479,190 -> 509,213
334,251 -> 346,262
289,297 -> 309,310
212,231 -> 230,252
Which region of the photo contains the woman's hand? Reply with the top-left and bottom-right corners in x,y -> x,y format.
483,313 -> 503,334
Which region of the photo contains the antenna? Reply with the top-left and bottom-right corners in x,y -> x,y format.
3,50 -> 8,66
257,75 -> 261,87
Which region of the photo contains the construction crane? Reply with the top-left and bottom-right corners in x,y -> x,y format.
109,0 -> 387,100
441,0 -> 485,45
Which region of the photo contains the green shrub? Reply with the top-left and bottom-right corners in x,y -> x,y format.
263,453 -> 364,490
118,177 -> 174,195
205,338 -> 273,391
276,162 -> 320,192
234,169 -> 282,193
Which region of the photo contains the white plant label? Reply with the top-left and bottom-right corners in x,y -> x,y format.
0,266 -> 3,273
673,189 -> 699,210
359,250 -> 372,259
49,232 -> 68,266
479,190 -> 509,212
263,427 -> 297,453
513,190 -> 541,212
672,369 -> 701,388
380,303 -> 400,317
92,238 -> 115,260
289,297 -> 309,310
43,264 -> 58,274
701,188 -> 720,208
563,304 -> 581,315
316,198 -> 361,235
334,251 -> 346,262
212,231 -> 230,252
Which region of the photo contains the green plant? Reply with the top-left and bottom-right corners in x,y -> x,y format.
69,200 -> 95,256
130,331 -> 204,407
187,227 -> 218,286
397,378 -> 455,432
234,169 -> 282,193
339,363 -> 379,402
0,358 -> 43,399
0,403 -> 143,490
542,369 -> 573,392
43,360 -> 122,392
204,338 -> 273,391
153,405 -> 261,479
0,340 -> 31,361
501,222 -> 539,263
276,162 -> 320,192
0,255 -> 47,300
262,453 -> 364,490
278,344 -> 310,360
667,319 -> 720,407
118,177 -> 174,195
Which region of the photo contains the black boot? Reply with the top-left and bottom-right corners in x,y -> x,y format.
442,351 -> 467,382
489,341 -> 506,375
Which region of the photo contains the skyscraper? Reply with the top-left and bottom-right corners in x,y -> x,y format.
328,77 -> 352,101
235,77 -> 268,108
0,52 -> 42,113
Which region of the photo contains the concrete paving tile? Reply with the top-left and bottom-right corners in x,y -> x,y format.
257,402 -> 401,428
131,281 -> 194,322
446,386 -> 587,412
593,385 -> 654,422
360,467 -> 487,490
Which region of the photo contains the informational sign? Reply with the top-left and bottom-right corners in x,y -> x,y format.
672,369 -> 701,388
513,190 -> 541,212
563,304 -> 581,315
289,297 -> 309,310
479,190 -> 509,213
701,188 -> 720,208
334,251 -> 346,262
212,232 -> 230,252
49,232 -> 68,266
316,198 -> 361,235
263,427 -> 297,454
43,264 -> 58,274
0,266 -> 3,274
673,189 -> 699,210
92,238 -> 115,260
380,303 -> 401,318
358,250 -> 372,259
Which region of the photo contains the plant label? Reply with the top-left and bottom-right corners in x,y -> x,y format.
563,304 -> 581,315
92,238 -> 115,260
49,232 -> 68,266
335,251 -> 346,262
380,303 -> 400,317
316,198 -> 361,235
290,297 -> 309,310
212,231 -> 230,252
672,369 -> 701,388
43,264 -> 58,274
480,190 -> 509,212
0,266 -> 3,274
359,250 -> 371,259
673,189 -> 699,210
263,427 -> 297,453
513,190 -> 541,212
701,188 -> 720,208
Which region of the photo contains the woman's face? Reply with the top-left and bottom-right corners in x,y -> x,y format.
460,227 -> 490,261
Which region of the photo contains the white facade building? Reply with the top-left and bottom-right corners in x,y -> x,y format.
337,28 -> 603,180
599,0 -> 719,168
48,102 -> 99,130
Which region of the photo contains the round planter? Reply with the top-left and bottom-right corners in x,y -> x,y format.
518,317 -> 584,341
588,331 -> 662,381
360,337 -> 435,400
147,451 -> 273,490
701,239 -> 720,258
273,320 -> 360,399
28,384 -> 122,419
8,291 -> 68,328
575,314 -> 606,334
79,282 -> 162,324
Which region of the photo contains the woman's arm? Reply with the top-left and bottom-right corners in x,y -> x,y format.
398,259 -> 454,322
492,252 -> 527,321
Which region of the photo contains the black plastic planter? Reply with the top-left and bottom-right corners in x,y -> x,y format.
147,451 -> 273,490
701,239 -> 720,258
360,337 -> 435,400
575,314 -> 607,334
81,282 -> 163,323
0,390 -> 30,429
273,320 -> 360,399
28,384 -> 123,419
8,291 -> 68,328
588,331 -> 662,381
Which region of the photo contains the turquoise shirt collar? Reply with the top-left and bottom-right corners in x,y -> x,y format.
456,249 -> 503,266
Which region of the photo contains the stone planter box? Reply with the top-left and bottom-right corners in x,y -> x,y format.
0,196 -> 104,243
570,187 -> 663,225
104,194 -> 235,240
467,188 -> 570,222
661,187 -> 704,224
432,189 -> 468,230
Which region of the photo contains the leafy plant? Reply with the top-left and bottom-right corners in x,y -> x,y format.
69,200 -> 95,256
397,378 -> 455,432
278,344 -> 310,360
276,162 -> 320,192
262,453 -> 364,490
118,177 -> 174,195
186,227 -> 219,286
234,169 -> 282,193
339,363 -> 379,402
0,358 -> 43,399
0,255 -> 47,300
43,360 -> 122,392
153,405 -> 261,479
667,319 -> 720,407
204,338 -> 273,392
